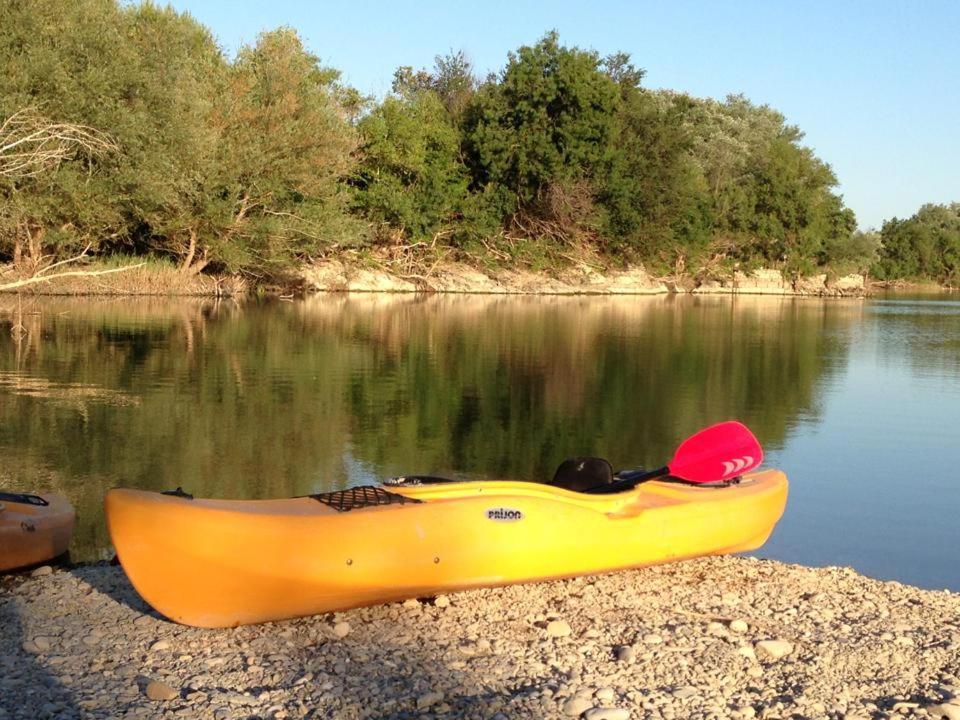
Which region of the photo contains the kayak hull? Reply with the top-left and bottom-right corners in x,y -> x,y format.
106,470 -> 788,627
0,494 -> 75,572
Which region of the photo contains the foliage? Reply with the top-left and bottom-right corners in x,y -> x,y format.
2,3 -> 933,282
0,1 -> 358,276
874,204 -> 960,284
353,91 -> 472,242
463,32 -> 619,217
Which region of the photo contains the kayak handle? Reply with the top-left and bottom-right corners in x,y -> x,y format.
0,491 -> 49,506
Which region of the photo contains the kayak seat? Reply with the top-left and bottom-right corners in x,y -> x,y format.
550,457 -> 613,493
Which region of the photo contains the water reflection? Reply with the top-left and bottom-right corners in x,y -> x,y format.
0,294 -> 851,560
2,293 -> 958,591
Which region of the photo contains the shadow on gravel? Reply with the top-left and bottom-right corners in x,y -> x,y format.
70,561 -> 157,616
62,565 -> 553,719
0,574 -> 79,719
258,598 -> 555,720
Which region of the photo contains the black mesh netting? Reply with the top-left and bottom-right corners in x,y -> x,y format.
309,486 -> 422,513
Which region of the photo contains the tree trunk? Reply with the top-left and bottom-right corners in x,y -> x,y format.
179,228 -> 209,275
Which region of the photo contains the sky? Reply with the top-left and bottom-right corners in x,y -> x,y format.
168,0 -> 959,230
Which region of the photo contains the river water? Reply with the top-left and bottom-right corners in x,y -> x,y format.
1,292 -> 957,589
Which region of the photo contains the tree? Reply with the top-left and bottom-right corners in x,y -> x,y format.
874,203 -> 960,283
393,51 -> 476,118
598,80 -> 712,262
463,32 -> 620,216
183,27 -> 360,274
354,91 -> 472,242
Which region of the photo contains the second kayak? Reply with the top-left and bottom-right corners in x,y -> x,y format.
0,492 -> 75,572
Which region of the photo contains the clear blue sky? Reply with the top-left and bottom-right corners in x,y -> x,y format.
169,0 -> 959,230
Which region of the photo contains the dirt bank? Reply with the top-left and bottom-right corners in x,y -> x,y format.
300,260 -> 867,298
2,259 -> 866,298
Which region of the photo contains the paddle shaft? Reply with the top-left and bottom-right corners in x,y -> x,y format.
586,465 -> 669,494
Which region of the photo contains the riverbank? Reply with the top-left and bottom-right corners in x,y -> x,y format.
1,257 -> 868,297
2,556 -> 958,720
0,259 -> 248,297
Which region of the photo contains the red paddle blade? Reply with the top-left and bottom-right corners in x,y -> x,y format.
668,421 -> 763,483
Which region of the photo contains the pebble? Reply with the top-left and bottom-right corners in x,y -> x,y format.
402,598 -> 419,608
584,709 -> 630,720
434,594 -> 450,608
1,556 -> 957,719
30,565 -> 53,577
730,619 -> 749,633
31,636 -> 53,652
416,691 -> 443,709
562,696 -> 594,716
546,620 -> 572,638
927,705 -> 960,720
333,621 -> 351,638
754,639 -> 794,660
145,680 -> 179,701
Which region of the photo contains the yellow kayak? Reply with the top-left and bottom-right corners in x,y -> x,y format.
0,493 -> 75,572
106,469 -> 788,628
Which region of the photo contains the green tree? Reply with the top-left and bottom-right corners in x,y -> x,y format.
598,73 -> 712,262
353,91 -> 472,242
190,28 -> 360,274
874,203 -> 960,283
463,32 -> 620,217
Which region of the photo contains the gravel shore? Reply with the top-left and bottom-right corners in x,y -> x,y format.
2,556 -> 958,720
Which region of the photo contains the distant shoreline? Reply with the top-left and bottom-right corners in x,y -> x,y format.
1,259 -> 874,299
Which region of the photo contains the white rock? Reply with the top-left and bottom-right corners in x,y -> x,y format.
562,697 -> 593,716
416,691 -> 443,709
584,709 -> 630,720
31,636 -> 53,652
729,619 -> 749,633
402,598 -> 420,608
927,704 -> 960,720
642,633 -> 663,645
755,639 -> 794,660
145,680 -> 178,701
333,621 -> 350,638
434,594 -> 450,608
737,645 -> 756,660
595,687 -> 615,702
31,565 -> 53,577
546,620 -> 572,638
149,640 -> 170,652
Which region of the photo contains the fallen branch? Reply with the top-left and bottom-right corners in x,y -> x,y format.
0,264 -> 146,292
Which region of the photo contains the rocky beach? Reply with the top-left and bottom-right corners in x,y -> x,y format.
2,556 -> 958,720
